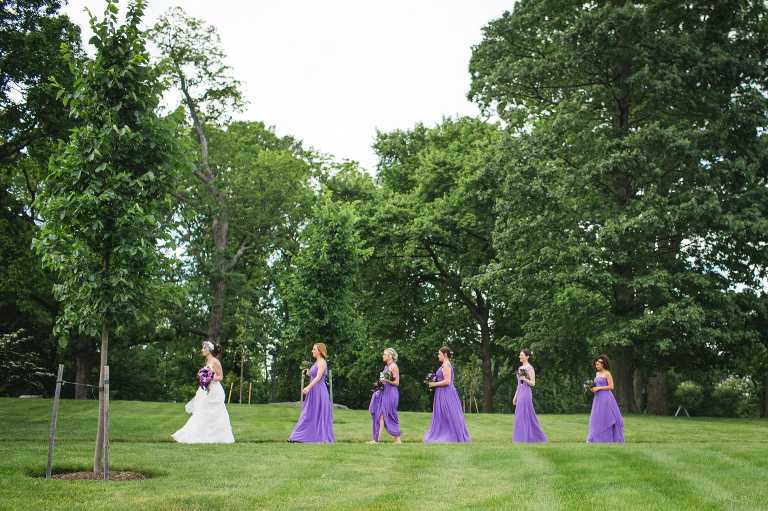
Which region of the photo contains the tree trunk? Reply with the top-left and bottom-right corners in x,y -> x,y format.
74,352 -> 91,400
611,346 -> 637,413
606,46 -> 640,414
208,276 -> 226,343
761,370 -> 768,418
239,348 -> 245,403
611,256 -> 640,413
181,74 -> 231,346
478,307 -> 494,413
270,347 -> 277,403
207,214 -> 229,343
633,368 -> 645,412
93,316 -> 109,474
646,370 -> 667,415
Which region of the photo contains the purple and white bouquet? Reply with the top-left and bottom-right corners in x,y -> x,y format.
372,371 -> 393,394
424,372 -> 438,392
197,367 -> 215,392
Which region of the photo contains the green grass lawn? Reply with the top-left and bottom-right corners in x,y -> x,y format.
1,398 -> 766,510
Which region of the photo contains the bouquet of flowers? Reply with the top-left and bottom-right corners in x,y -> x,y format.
518,367 -> 528,380
300,360 -> 312,373
197,367 -> 215,392
583,378 -> 595,393
424,372 -> 438,392
371,371 -> 393,394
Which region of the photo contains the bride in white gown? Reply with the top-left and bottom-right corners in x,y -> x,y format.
172,341 -> 235,444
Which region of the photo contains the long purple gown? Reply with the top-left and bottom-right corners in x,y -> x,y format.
513,363 -> 547,443
587,375 -> 624,443
423,364 -> 470,443
289,362 -> 335,443
369,364 -> 401,441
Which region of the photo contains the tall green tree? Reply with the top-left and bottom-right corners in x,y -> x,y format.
316,163 -> 507,411
149,7 -> 246,344
0,0 -> 81,166
168,119 -> 313,353
371,117 -> 508,411
470,0 -> 768,411
1,0 -> 82,392
33,0 -> 178,472
277,196 -> 371,404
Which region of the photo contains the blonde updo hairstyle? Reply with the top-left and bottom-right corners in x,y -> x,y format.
384,347 -> 398,362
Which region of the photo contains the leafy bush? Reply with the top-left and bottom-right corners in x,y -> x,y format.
0,329 -> 54,396
674,381 -> 704,414
711,376 -> 757,418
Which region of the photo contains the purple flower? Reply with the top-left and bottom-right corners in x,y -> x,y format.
371,369 -> 393,394
424,372 -> 438,392
198,367 -> 215,392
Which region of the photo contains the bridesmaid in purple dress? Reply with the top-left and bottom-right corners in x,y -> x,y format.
587,354 -> 624,443
368,348 -> 402,444
513,348 -> 547,443
423,346 -> 470,443
289,343 -> 335,443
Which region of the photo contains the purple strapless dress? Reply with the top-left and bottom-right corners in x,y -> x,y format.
423,365 -> 470,443
289,362 -> 335,443
513,363 -> 547,443
587,375 -> 624,443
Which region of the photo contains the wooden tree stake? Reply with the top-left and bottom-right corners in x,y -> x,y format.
46,364 -> 64,480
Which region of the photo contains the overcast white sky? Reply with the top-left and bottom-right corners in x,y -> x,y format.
63,0 -> 514,171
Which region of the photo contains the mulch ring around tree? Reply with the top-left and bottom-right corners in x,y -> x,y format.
51,471 -> 147,481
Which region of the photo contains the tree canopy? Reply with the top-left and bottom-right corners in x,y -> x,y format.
2,0 -> 767,418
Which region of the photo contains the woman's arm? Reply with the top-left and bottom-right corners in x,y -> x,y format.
384,365 -> 400,386
429,365 -> 451,388
524,366 -> 536,387
212,359 -> 223,382
603,371 -> 615,390
303,361 -> 326,393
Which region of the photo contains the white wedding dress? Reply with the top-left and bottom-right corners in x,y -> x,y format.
172,372 -> 235,444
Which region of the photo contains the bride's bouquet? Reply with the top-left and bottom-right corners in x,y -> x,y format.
197,367 -> 215,392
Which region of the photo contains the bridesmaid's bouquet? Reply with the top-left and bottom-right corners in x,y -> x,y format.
197,367 -> 214,392
583,379 -> 595,393
518,367 -> 528,380
371,371 -> 392,394
299,360 -> 312,376
424,372 -> 438,392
